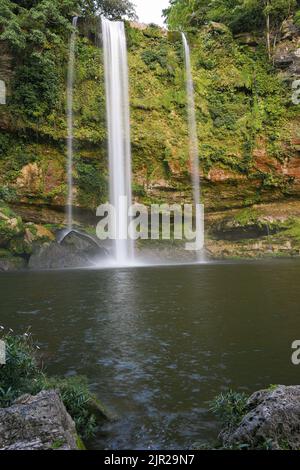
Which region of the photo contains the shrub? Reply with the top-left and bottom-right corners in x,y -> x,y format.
0,331 -> 98,440
0,186 -> 17,203
210,389 -> 249,431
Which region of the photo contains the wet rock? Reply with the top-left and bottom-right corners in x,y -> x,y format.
0,256 -> 26,272
29,230 -> 107,270
28,242 -> 90,269
60,229 -> 102,252
222,385 -> 300,450
0,390 -> 78,450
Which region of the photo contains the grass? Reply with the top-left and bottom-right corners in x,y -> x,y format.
210,389 -> 249,433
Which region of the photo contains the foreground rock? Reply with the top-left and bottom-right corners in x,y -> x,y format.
0,390 -> 79,450
222,385 -> 300,450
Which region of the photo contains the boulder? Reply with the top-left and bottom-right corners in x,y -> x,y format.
0,390 -> 79,450
29,230 -> 107,269
222,385 -> 300,450
0,256 -> 26,272
28,242 -> 90,269
60,229 -> 102,252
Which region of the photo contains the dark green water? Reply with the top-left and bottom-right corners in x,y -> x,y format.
1,260 -> 300,449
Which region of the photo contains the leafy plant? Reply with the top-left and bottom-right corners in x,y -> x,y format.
210,390 -> 249,431
0,331 -> 98,440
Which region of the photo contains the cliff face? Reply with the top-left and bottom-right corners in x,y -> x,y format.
0,20 -> 299,259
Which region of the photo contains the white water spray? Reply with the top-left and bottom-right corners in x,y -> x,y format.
101,17 -> 134,265
66,16 -> 78,231
182,33 -> 203,253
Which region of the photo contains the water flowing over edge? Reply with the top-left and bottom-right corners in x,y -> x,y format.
182,33 -> 204,259
66,21 -> 205,269
66,16 -> 78,231
101,17 -> 135,266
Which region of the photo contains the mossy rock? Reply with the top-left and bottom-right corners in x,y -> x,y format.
0,218 -> 24,248
0,248 -> 13,258
0,257 -> 26,271
9,237 -> 32,256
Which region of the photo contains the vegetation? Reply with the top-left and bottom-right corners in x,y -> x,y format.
0,330 -> 99,440
164,0 -> 300,58
210,389 -> 249,433
0,1 -> 298,240
209,386 -> 296,450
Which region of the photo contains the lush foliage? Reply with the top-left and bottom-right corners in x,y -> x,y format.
164,0 -> 298,30
0,2 -> 298,214
0,0 -> 136,118
164,0 -> 299,57
0,331 -> 98,440
90,0 -> 137,20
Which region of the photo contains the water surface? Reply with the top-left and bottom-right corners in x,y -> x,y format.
0,260 -> 299,449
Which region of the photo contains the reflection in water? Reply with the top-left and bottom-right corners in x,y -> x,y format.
0,260 -> 300,449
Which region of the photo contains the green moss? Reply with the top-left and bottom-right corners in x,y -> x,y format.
9,237 -> 31,256
0,248 -> 13,258
234,208 -> 260,226
76,435 -> 86,450
0,20 -> 297,212
51,439 -> 66,450
284,219 -> 300,242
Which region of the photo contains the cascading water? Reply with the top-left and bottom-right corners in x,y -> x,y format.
101,17 -> 134,265
182,33 -> 204,254
66,16 -> 78,231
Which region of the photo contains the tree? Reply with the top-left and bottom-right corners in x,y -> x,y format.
96,0 -> 137,20
164,0 -> 298,58
236,1 -> 297,59
79,0 -> 137,19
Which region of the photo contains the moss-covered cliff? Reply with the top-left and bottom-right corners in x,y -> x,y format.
0,16 -> 299,262
0,20 -> 299,210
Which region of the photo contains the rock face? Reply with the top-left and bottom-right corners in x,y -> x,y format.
273,18 -> 300,80
222,385 -> 300,450
28,230 -> 107,270
0,257 -> 26,272
0,390 -> 78,450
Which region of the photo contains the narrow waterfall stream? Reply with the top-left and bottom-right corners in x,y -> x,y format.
66,16 -> 78,231
101,18 -> 134,265
182,33 -> 204,253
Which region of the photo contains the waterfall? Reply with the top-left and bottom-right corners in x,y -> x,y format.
66,16 -> 78,231
101,17 -> 134,265
182,33 -> 203,253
